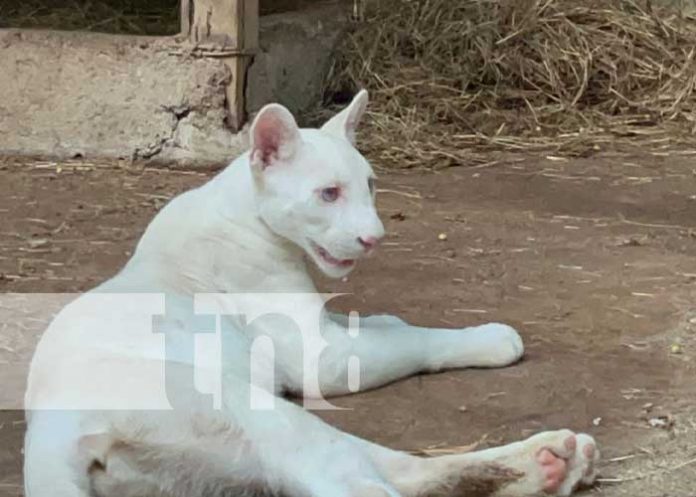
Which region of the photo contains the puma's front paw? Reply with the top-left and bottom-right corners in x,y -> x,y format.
463,323 -> 524,368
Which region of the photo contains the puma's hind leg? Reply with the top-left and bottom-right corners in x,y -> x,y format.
345,429 -> 599,497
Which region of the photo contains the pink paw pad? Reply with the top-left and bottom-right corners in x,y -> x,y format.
537,435 -> 576,493
582,443 -> 596,477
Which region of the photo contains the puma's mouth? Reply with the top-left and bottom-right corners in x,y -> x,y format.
309,241 -> 355,268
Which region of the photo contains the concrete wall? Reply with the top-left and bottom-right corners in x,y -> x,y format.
0,4 -> 350,167
0,30 -> 245,166
247,5 -> 349,118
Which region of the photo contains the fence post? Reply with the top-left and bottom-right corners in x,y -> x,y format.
181,0 -> 259,130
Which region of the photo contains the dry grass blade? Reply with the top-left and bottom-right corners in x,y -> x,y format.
327,0 -> 696,168
409,440 -> 482,456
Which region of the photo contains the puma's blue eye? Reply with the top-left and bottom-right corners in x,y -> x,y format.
321,187 -> 340,203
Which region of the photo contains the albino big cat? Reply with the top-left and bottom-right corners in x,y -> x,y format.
24,91 -> 599,497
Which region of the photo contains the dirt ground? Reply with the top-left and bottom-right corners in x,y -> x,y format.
0,151 -> 695,496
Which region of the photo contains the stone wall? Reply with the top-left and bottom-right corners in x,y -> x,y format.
0,30 -> 245,167
0,4 -> 350,167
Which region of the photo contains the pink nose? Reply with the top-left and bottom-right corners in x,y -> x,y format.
358,236 -> 380,251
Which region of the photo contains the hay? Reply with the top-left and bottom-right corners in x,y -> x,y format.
0,0 -> 336,34
0,0 -> 179,35
328,0 -> 696,168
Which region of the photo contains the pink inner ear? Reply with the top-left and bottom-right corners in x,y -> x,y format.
254,116 -> 283,165
344,98 -> 367,143
252,109 -> 299,168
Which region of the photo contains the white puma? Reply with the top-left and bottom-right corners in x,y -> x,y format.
23,91 -> 599,497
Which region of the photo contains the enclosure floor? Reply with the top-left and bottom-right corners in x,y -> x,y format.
0,153 -> 694,496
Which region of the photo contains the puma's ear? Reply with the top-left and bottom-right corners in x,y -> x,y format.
321,89 -> 368,146
250,104 -> 301,169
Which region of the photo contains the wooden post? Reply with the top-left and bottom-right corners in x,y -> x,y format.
181,0 -> 259,130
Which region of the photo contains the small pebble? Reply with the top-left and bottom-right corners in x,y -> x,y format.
28,238 -> 49,249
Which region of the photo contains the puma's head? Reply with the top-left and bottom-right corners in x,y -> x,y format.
249,90 -> 385,279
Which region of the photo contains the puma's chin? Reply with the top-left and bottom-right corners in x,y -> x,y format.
308,241 -> 357,278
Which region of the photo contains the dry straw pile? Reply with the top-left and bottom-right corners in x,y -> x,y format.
0,0 -> 179,35
328,0 -> 696,168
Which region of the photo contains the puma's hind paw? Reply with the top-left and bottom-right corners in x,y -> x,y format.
497,430 -> 600,496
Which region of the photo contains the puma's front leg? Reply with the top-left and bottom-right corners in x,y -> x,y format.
330,313 -> 524,369
419,322 -> 524,370
281,313 -> 524,398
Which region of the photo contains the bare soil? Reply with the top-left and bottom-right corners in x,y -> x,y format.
0,152 -> 694,496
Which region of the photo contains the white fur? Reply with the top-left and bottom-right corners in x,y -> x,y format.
24,91 -> 597,497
